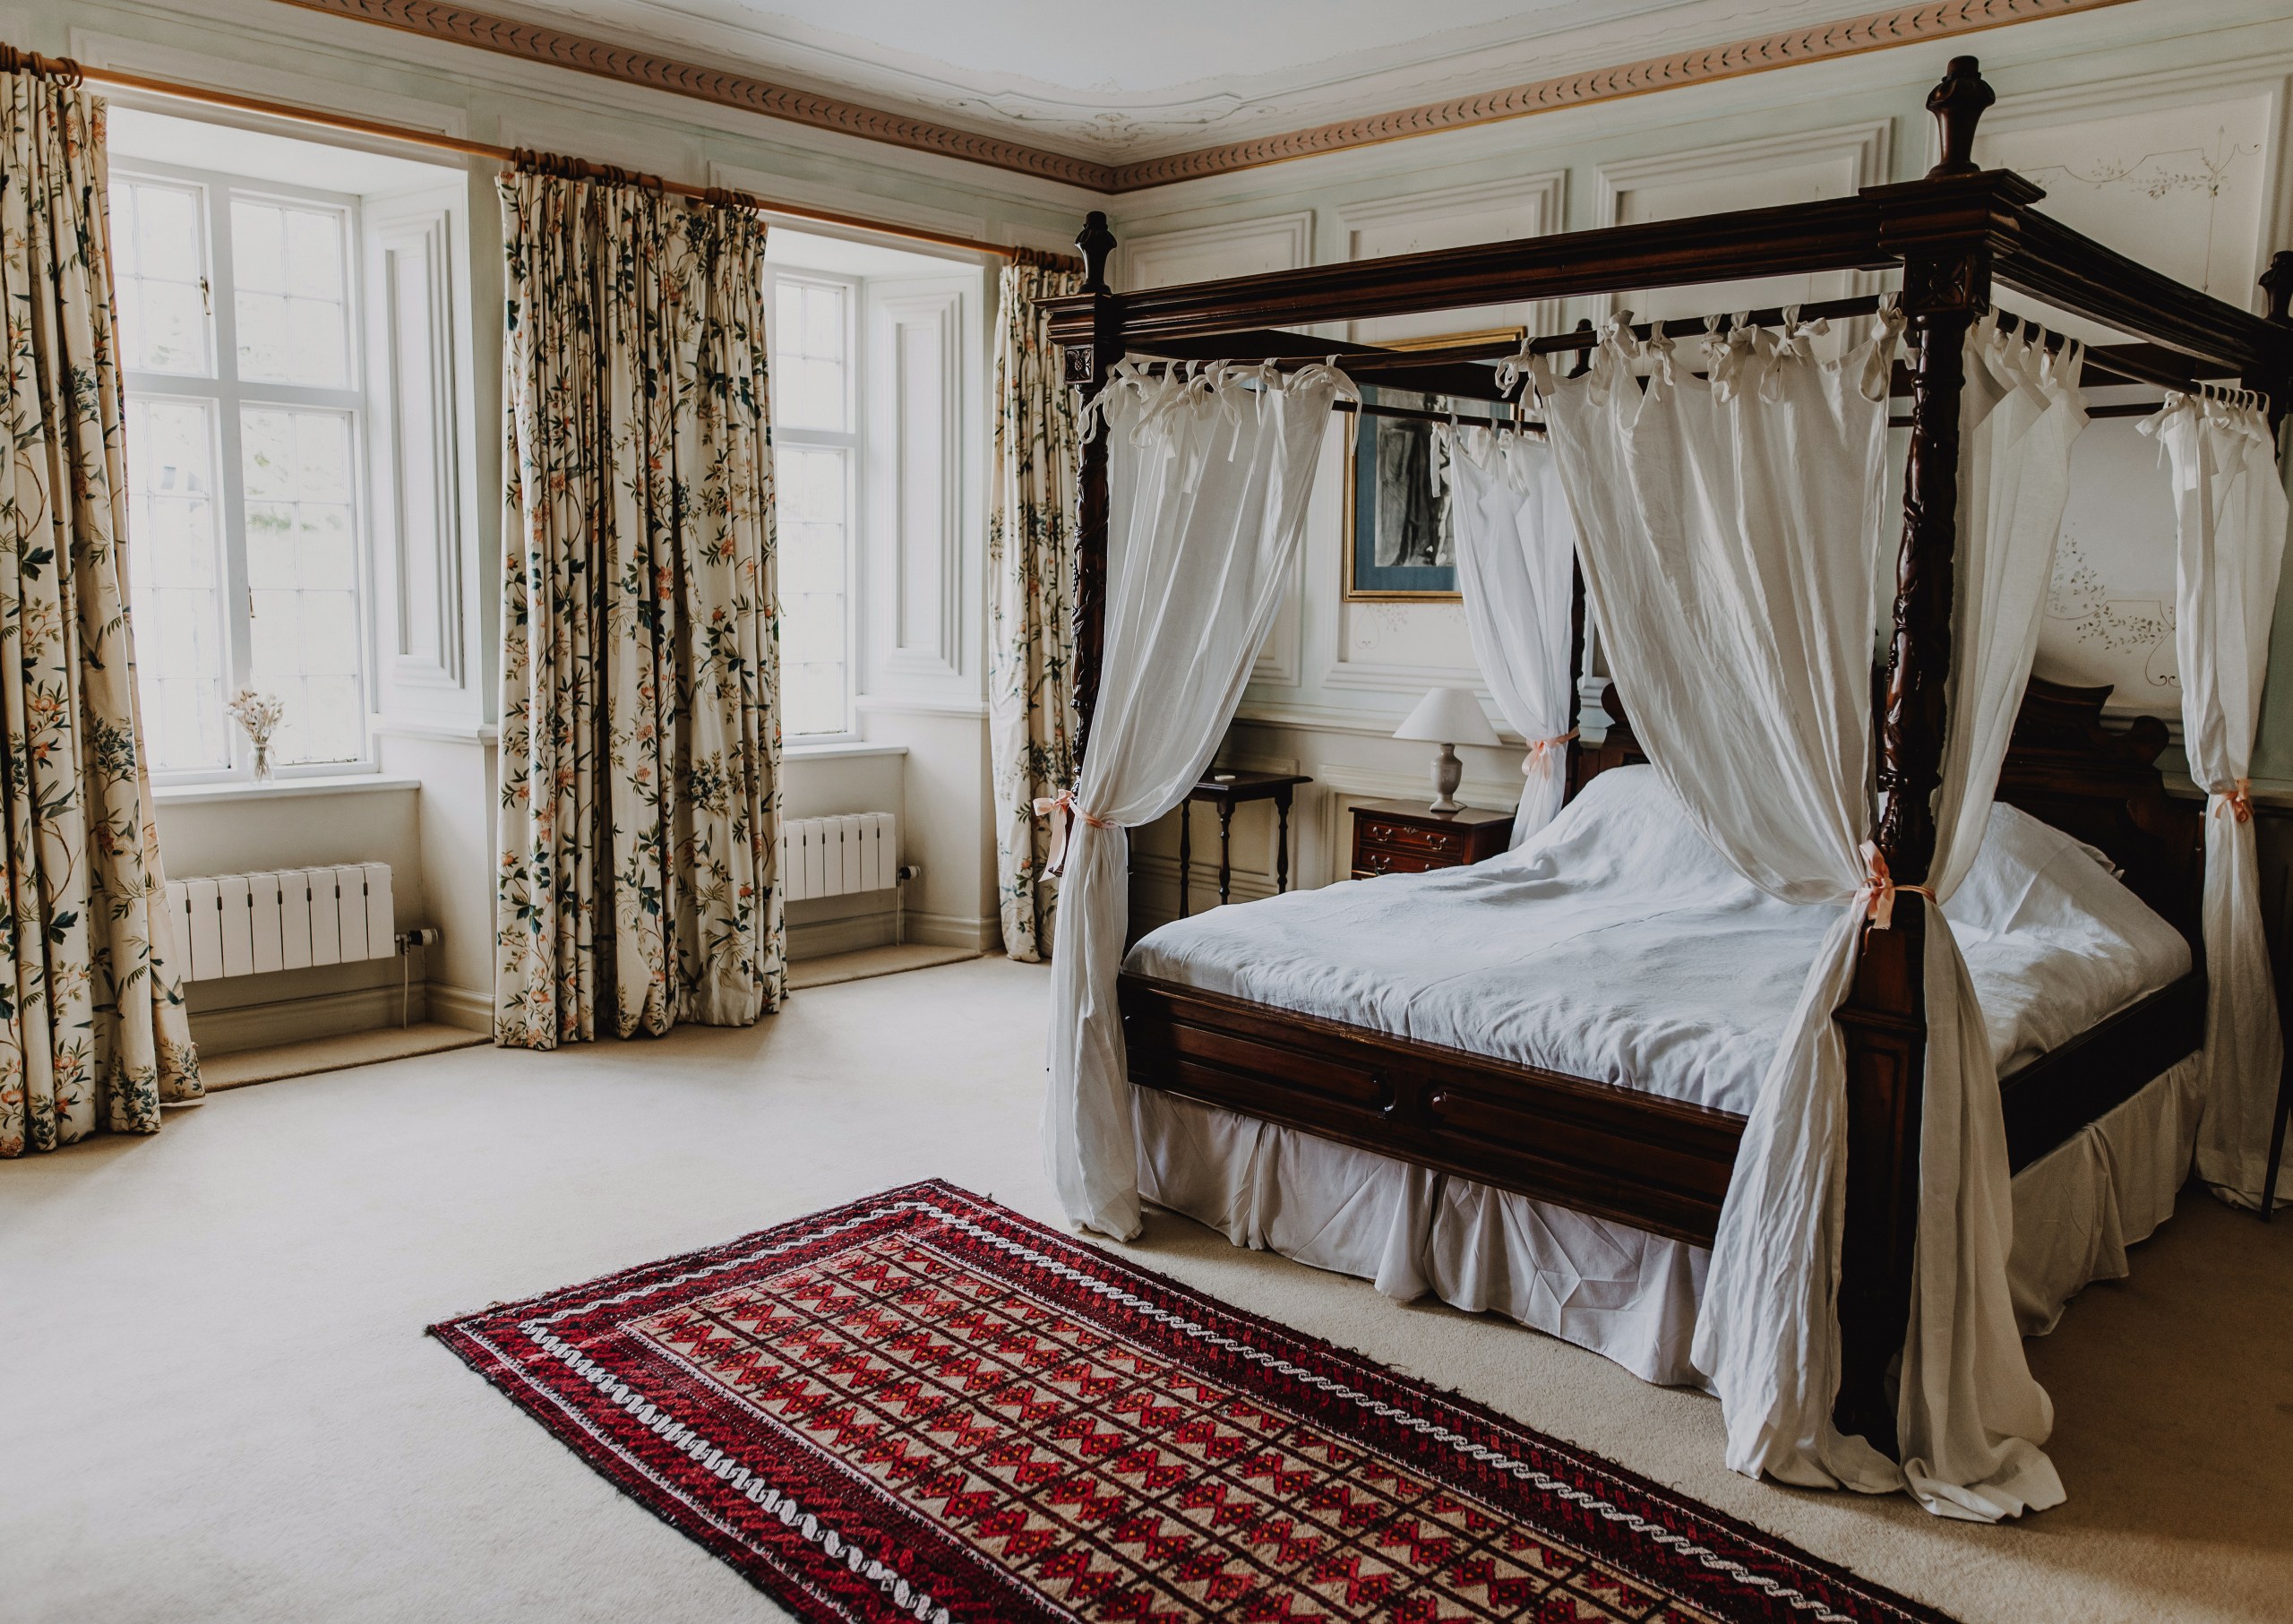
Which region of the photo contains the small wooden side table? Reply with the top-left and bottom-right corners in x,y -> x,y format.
1180,771 -> 1312,916
1350,799 -> 1513,879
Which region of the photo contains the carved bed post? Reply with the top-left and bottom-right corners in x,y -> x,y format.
1068,211 -> 1120,764
2259,250 -> 2293,1215
2255,250 -> 2292,436
1830,55 -> 1994,1458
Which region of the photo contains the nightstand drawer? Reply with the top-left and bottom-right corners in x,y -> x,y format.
1357,848 -> 1453,879
1354,816 -> 1468,859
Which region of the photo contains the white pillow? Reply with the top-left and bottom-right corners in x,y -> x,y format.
1943,801 -> 2172,950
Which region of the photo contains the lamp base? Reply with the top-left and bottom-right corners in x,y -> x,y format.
1428,743 -> 1463,812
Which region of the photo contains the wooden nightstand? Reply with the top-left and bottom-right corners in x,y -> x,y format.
1350,800 -> 1513,879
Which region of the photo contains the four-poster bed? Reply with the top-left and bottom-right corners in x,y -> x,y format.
1039,56 -> 2293,1491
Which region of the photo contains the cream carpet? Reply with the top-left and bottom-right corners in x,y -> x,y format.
2,957 -> 2286,1624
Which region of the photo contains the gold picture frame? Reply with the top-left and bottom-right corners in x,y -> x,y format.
1341,327 -> 1525,602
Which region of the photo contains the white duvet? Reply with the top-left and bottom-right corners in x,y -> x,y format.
1126,765 -> 2191,1117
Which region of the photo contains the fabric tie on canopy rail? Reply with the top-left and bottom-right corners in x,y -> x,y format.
1032,790 -> 1114,878
1496,297 -> 1904,408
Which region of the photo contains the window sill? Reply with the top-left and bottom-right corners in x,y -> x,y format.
785,741 -> 908,761
370,715 -> 499,745
153,774 -> 421,807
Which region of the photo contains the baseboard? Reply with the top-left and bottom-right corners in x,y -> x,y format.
426,982 -> 494,1034
189,982 -> 431,1056
905,909 -> 998,953
787,911 -> 899,960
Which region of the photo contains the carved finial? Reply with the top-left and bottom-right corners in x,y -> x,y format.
1925,56 -> 1994,178
2263,251 -> 2293,324
1077,211 -> 1116,295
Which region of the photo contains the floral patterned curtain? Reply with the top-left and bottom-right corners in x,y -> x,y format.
1,67 -> 201,1156
988,254 -> 1083,962
495,168 -> 784,1047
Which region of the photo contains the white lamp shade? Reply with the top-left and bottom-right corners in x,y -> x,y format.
1393,686 -> 1501,747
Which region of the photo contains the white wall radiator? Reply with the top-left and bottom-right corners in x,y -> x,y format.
779,813 -> 900,901
162,864 -> 397,983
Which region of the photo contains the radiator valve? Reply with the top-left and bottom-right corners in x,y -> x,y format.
396,927 -> 442,953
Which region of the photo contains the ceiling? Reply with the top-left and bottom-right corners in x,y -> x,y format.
477,0 -> 1883,161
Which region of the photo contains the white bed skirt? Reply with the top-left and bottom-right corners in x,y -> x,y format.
1135,1052 -> 2203,1389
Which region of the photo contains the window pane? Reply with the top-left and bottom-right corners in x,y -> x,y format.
241,406 -> 365,763
774,445 -> 847,735
802,285 -> 841,357
113,179 -> 210,374
125,398 -> 229,770
232,198 -> 348,387
775,283 -> 802,356
770,278 -> 846,432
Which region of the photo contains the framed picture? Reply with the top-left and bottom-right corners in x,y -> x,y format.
1342,329 -> 1523,601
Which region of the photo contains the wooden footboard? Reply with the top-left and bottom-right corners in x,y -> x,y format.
1120,972 -> 1740,1245
1121,966 -> 2206,1249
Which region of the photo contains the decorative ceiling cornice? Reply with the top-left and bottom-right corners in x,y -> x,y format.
271,0 -> 2134,195
1110,0 -> 2134,189
270,0 -> 1122,188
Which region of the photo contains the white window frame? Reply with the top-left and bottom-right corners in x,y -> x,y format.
118,158 -> 375,784
766,265 -> 863,743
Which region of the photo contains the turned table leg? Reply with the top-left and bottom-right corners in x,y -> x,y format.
1178,803 -> 1192,919
1275,789 -> 1293,894
1217,800 -> 1235,907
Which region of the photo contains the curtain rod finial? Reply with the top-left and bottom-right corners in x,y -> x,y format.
1925,56 -> 1994,179
1078,211 -> 1117,295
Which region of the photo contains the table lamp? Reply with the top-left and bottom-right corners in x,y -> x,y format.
1393,687 -> 1500,812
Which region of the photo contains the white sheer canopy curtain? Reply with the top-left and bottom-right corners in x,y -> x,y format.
1444,427 -> 1580,846
1534,306 -> 2085,1520
2144,389 -> 2290,1208
1044,360 -> 1356,1240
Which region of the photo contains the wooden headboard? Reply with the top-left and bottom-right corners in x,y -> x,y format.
1993,677 -> 2203,941
1567,675 -> 2203,942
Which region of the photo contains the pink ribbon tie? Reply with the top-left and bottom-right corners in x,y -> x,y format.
1858,840 -> 1936,931
1522,729 -> 1578,773
1032,790 -> 1115,877
2215,778 -> 2254,825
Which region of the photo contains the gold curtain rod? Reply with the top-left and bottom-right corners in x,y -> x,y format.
0,45 -> 1078,270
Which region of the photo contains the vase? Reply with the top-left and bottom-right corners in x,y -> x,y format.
253,738 -> 274,784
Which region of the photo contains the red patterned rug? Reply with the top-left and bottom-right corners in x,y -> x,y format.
431,1181 -> 1951,1624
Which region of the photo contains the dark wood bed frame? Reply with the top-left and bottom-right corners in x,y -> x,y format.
1041,59 -> 2293,1457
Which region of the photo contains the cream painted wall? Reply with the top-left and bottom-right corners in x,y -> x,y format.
1103,0 -> 2293,930
374,728 -> 495,1027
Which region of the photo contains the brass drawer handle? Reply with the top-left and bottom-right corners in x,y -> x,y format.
1362,820 -> 1461,853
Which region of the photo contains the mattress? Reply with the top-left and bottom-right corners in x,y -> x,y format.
1124,765 -> 2192,1118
